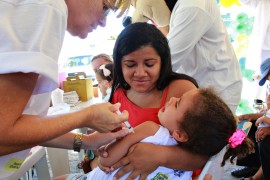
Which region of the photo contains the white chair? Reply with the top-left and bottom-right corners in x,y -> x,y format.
46,147 -> 70,178
198,146 -> 227,180
7,146 -> 51,180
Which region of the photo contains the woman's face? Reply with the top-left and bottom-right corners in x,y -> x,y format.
66,0 -> 109,39
121,45 -> 161,93
158,89 -> 197,133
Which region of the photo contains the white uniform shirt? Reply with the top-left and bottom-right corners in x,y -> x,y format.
0,0 -> 67,178
167,0 -> 243,113
131,0 -> 171,27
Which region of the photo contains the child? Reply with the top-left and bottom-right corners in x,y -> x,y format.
96,63 -> 114,102
86,88 -> 254,180
256,58 -> 270,128
255,110 -> 270,128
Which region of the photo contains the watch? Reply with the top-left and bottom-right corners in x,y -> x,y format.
73,133 -> 83,152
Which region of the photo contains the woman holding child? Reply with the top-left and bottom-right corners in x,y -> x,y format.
104,22 -> 207,179
64,22 -> 252,180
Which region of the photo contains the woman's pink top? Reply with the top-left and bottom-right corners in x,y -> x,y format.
111,87 -> 168,127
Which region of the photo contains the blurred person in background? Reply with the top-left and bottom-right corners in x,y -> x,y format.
91,53 -> 113,73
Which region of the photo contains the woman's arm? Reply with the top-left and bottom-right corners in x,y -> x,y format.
0,73 -> 129,155
167,79 -> 198,101
99,121 -> 160,167
42,129 -> 129,150
238,113 -> 264,122
111,143 -> 208,180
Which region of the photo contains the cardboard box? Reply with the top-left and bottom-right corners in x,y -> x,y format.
63,73 -> 93,102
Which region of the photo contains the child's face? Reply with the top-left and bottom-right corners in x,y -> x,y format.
96,73 -> 109,96
158,89 -> 197,133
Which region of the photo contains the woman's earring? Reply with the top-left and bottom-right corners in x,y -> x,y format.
124,83 -> 128,88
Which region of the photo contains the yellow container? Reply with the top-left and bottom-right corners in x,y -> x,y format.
63,73 -> 93,102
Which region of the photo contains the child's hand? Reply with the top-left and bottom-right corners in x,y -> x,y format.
255,116 -> 264,126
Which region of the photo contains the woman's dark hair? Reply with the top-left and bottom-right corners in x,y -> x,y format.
179,88 -> 254,166
164,0 -> 178,12
109,22 -> 198,101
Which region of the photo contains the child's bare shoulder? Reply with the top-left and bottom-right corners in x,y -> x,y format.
136,121 -> 160,134
141,121 -> 160,127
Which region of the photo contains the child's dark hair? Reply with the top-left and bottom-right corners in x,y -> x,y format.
179,88 -> 254,166
96,63 -> 114,82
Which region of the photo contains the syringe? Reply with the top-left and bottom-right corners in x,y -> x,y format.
116,110 -> 134,133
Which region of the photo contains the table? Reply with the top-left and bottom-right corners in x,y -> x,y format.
46,97 -> 102,177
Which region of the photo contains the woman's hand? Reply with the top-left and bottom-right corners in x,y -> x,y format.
255,127 -> 270,142
96,144 -> 115,173
111,143 -> 159,180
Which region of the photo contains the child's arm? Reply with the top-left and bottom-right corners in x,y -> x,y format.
256,115 -> 270,126
99,121 -> 160,167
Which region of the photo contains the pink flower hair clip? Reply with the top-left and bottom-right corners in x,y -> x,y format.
99,64 -> 111,77
228,129 -> 246,148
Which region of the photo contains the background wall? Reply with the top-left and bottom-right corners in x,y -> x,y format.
218,0 -> 266,115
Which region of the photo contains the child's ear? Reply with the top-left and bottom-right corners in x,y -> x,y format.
172,130 -> 188,142
103,81 -> 110,88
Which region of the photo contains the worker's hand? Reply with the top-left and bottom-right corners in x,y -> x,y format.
86,128 -> 130,150
82,102 -> 129,132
